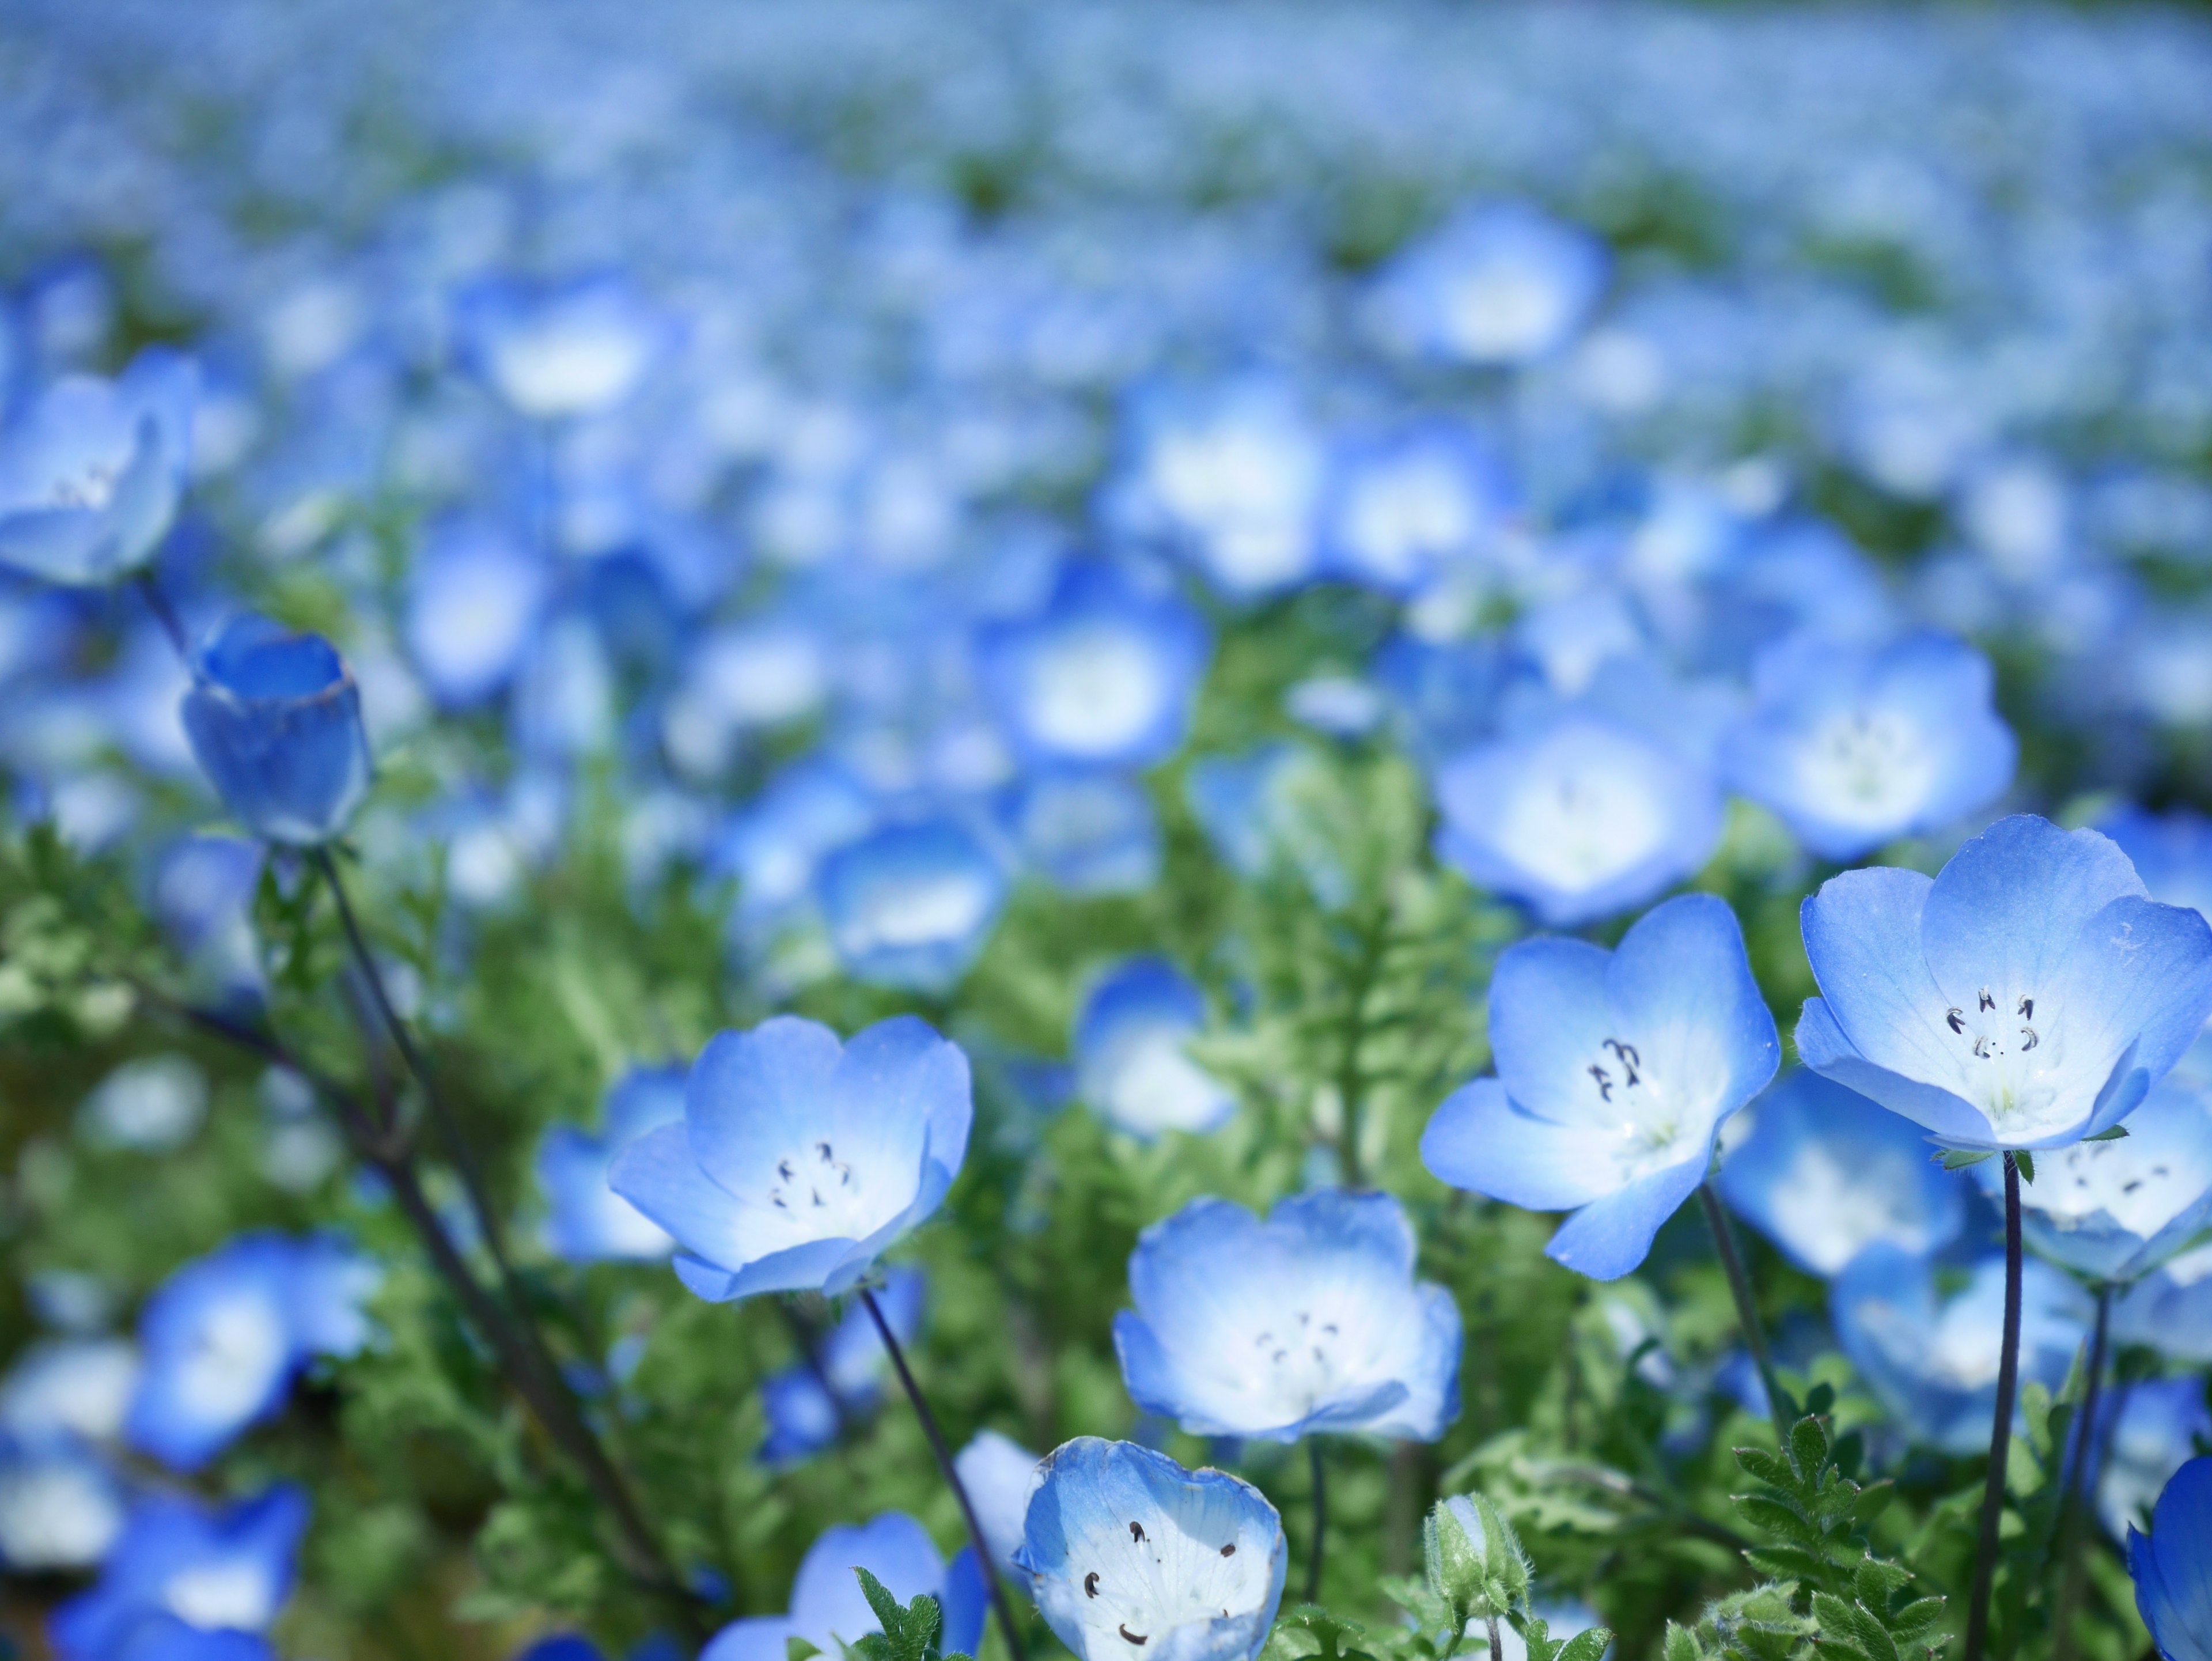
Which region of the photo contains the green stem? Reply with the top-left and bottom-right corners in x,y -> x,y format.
1305,1437 -> 1328,1605
1964,1152 -> 2024,1661
1698,1182 -> 1790,1444
1333,906 -> 1391,1188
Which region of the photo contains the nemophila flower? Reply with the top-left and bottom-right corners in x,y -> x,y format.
976,565 -> 1210,769
1113,1190 -> 1460,1441
2097,1379 -> 2212,1543
2113,1242 -> 2212,1363
1366,202 -> 1609,368
124,1232 -> 379,1471
1831,1244 -> 2089,1455
1,1338 -> 138,1446
50,1484 -> 308,1661
759,1267 -> 925,1467
713,759 -> 878,935
1720,632 -> 2017,860
150,834 -> 264,1006
1014,1437 -> 1286,1661
403,521 -> 547,708
456,274 -> 671,422
816,819 -> 1007,992
536,1065 -> 689,1263
664,616 -> 833,777
1716,1070 -> 1968,1278
0,348 -> 195,585
1422,894 -> 1779,1280
700,1512 -> 986,1661
955,1429 -> 1043,1572
1796,815 -> 2212,1151
609,1015 -> 972,1302
0,1436 -> 124,1571
1118,383 -> 1325,600
1972,1075 -> 2212,1283
180,614 -> 373,846
1283,674 -> 1385,739
1073,958 -> 1236,1140
77,1054 -> 208,1153
1319,423 -> 1516,596
2131,1456 -> 2212,1661
1002,769 -> 1162,896
2103,807 -> 2212,924
1431,713 -> 1724,926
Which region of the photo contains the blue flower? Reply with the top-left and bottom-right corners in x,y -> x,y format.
1002,769 -> 1162,896
1319,422 -> 1516,597
1074,958 -> 1236,1140
2131,1455 -> 2212,1661
1716,1070 -> 1968,1278
816,819 -> 1007,992
1423,893 -> 1779,1281
1431,713 -> 1724,926
1113,1190 -> 1460,1441
759,1267 -> 925,1467
1831,1244 -> 2089,1455
2103,807 -> 2212,924
0,349 -> 196,586
0,1435 -> 124,1571
701,1512 -> 986,1661
1974,1074 -> 2212,1283
180,614 -> 373,846
1183,744 -> 1347,906
1013,1437 -> 1285,1661
2099,1380 -> 2212,1544
977,565 -> 1210,769
403,520 -> 548,708
609,1015 -> 972,1302
1,1337 -> 138,1446
711,759 -> 879,936
124,1232 -> 379,1471
456,273 -> 672,422
150,835 -> 265,1006
1720,632 -> 2016,859
2113,1245 -> 2212,1364
1366,202 -> 1608,368
954,1429 -> 1043,1572
50,1484 -> 308,1661
536,1065 -> 690,1263
1796,815 -> 2212,1151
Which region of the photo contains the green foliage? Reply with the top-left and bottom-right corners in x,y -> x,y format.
846,1569 -> 969,1661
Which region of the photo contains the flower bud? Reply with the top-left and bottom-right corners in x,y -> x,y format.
182,614 -> 372,846
1424,1494 -> 1529,1629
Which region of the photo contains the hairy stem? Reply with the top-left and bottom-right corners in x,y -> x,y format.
1486,1615 -> 1503,1661
2051,1281 -> 2113,1661
1305,1437 -> 1328,1605
1698,1182 -> 1789,1443
862,1287 -> 1029,1661
1964,1152 -> 2024,1661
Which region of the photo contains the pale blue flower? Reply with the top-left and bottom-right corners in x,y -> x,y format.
1423,894 -> 1779,1280
0,1435 -> 124,1571
2113,1244 -> 2212,1364
1114,1190 -> 1460,1441
702,1512 -> 986,1661
536,1066 -> 689,1263
1002,770 -> 1161,896
181,614 -> 373,846
1319,423 -> 1515,596
1074,958 -> 1236,1141
2099,1380 -> 2212,1543
816,819 -> 1007,992
1366,202 -> 1608,367
1796,815 -> 2212,1150
403,520 -> 547,708
457,273 -> 672,422
954,1429 -> 1043,1573
1014,1438 -> 1286,1661
609,1016 -> 972,1301
2131,1455 -> 2212,1661
1118,383 -> 1325,600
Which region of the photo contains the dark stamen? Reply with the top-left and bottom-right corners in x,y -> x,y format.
1119,1628 -> 1147,1647
1220,1544 -> 1236,1557
1587,1064 -> 1613,1102
2018,996 -> 2033,1019
1085,1573 -> 1100,1598
1129,1522 -> 1146,1543
1947,1008 -> 1965,1034
1979,989 -> 1995,1011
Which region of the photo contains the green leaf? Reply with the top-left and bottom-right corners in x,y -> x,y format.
1662,1622 -> 1703,1661
1554,1632 -> 1613,1661
2084,1125 -> 2130,1141
2016,1150 -> 2036,1185
1940,1149 -> 1995,1171
789,1643 -> 824,1661
1790,1416 -> 1831,1481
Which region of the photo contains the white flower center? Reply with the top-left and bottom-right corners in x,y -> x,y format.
1061,1506 -> 1270,1652
1791,707 -> 1938,827
177,1293 -> 291,1426
1490,764 -> 1668,893
1027,628 -> 1168,756
759,1137 -> 902,1243
164,1560 -> 278,1632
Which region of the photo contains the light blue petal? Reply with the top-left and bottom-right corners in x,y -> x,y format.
1543,1154 -> 1707,1281
700,1617 -> 797,1661
1487,937 -> 1616,1125
1918,816 -> 2146,1013
1793,1000 -> 1994,1147
2046,895 -> 2212,1102
1605,893 -> 1778,1127
684,1017 -> 846,1201
1799,866 -> 1965,1099
607,1123 -> 773,1274
790,1513 -> 945,1651
2137,1457 -> 2212,1661
1420,1080 -> 1624,1210
1264,1190 -> 1417,1278
941,1547 -> 989,1656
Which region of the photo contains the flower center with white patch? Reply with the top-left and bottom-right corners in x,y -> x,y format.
761,1138 -> 894,1241
1066,1508 -> 1270,1651
1793,707 -> 1937,826
44,457 -> 124,513
164,1558 -> 277,1632
1936,983 -> 2065,1129
1770,1141 -> 1933,1274
2035,1134 -> 2211,1239
838,867 -> 997,952
1027,627 -> 1166,756
1577,1034 -> 1699,1182
177,1292 -> 291,1427
1492,766 -> 1667,893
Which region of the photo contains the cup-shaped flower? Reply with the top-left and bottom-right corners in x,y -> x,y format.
815,819 -> 1007,993
181,614 -> 373,846
1113,1190 -> 1460,1441
2113,1244 -> 2212,1364
1974,1075 -> 2212,1282
1831,1244 -> 2089,1455
1319,422 -> 1515,597
955,1429 -> 1044,1573
1796,815 -> 2212,1151
1717,1070 -> 1968,1278
536,1065 -> 688,1263
49,1484 -> 307,1661
1014,1437 -> 1286,1661
2098,1380 -> 2212,1544
702,1512 -> 986,1661
1074,957 -> 1236,1140
0,1437 -> 124,1572
2131,1455 -> 2212,1661
1422,893 -> 1779,1280
0,349 -> 196,587
456,274 -> 671,423
1431,714 -> 1724,926
1365,202 -> 1609,368
1719,631 -> 2016,860
608,1016 -> 973,1301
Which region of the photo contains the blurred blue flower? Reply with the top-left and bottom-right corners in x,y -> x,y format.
700,1512 -> 986,1661
1,1337 -> 138,1446
150,834 -> 264,1005
0,349 -> 196,586
1972,1074 -> 2212,1283
2099,1379 -> 2212,1544
124,1232 -> 379,1471
609,1015 -> 972,1301
713,759 -> 878,934
1423,893 -> 1778,1280
1831,1244 -> 2089,1455
759,1266 -> 925,1467
1717,1070 -> 1968,1278
2104,806 -> 2212,924
1366,202 -> 1608,368
1113,1190 -> 1460,1441
403,520 -> 548,708
1014,1437 -> 1285,1661
1184,743 -> 1347,906
1002,769 -> 1161,897
1073,957 -> 1234,1141
1319,422 -> 1516,596
457,274 -> 672,423
954,1429 -> 1043,1573
2130,1455 -> 2212,1661
0,1435 -> 124,1572
181,614 -> 373,845
977,565 -> 1210,769
1721,632 -> 2016,859
49,1484 -> 308,1661
536,1065 -> 690,1263
1431,712 -> 1723,926
1797,815 -> 2212,1151
816,818 -> 1007,992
